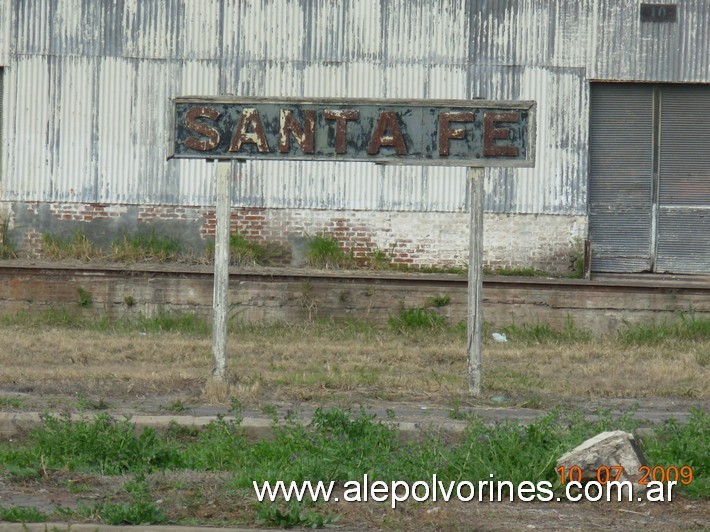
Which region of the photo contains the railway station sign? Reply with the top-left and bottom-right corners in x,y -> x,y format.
169,96 -> 536,396
170,97 -> 535,167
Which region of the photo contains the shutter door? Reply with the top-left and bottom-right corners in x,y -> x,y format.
656,86 -> 710,274
589,84 -> 654,273
0,68 -> 3,184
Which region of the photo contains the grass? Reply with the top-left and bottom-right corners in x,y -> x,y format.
41,231 -> 102,261
0,397 -> 24,408
484,267 -> 552,277
0,506 -> 48,523
388,305 -> 447,332
110,230 -> 182,263
0,407 -> 705,528
75,475 -> 167,525
76,287 -> 93,308
500,315 -> 592,344
0,307 -> 211,335
0,218 -> 17,259
0,308 -> 705,527
205,233 -> 270,266
26,227 -> 589,277
618,312 -> 710,346
643,408 -> 709,498
0,310 -> 708,404
304,235 -> 355,269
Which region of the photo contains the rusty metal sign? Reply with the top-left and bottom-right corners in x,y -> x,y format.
169,97 -> 535,167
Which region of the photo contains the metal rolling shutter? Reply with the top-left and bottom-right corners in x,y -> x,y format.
0,68 -> 3,184
655,86 -> 710,274
589,84 -> 654,273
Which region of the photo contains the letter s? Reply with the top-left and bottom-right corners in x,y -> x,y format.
184,107 -> 221,151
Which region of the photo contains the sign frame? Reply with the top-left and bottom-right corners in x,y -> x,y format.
169,97 -> 536,168
170,96 -> 536,396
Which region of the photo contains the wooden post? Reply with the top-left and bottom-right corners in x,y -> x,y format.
467,166 -> 484,396
211,161 -> 232,382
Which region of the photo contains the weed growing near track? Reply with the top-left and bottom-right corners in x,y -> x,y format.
2,305 -> 708,344
618,312 -> 710,346
205,233 -> 272,266
41,231 -> 101,261
0,307 -> 211,335
305,235 -> 355,268
0,407 -> 705,493
500,315 -> 592,344
0,506 -> 48,523
110,230 -> 182,263
0,219 -> 17,259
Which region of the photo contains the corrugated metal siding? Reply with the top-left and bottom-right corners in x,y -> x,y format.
2,0 -> 710,214
590,0 -> 710,82
0,0 -> 10,65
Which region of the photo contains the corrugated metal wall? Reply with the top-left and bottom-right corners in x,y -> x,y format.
1,0 -> 709,214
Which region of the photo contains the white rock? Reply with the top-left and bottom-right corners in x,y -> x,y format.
557,430 -> 648,491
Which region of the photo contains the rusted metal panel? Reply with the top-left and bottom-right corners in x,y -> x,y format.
170,97 -> 535,167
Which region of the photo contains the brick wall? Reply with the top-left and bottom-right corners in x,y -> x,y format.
2,201 -> 587,273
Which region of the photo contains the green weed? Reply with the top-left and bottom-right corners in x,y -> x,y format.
162,400 -> 190,413
77,287 -> 93,308
367,247 -> 392,269
111,230 -> 181,263
388,305 -> 447,332
100,477 -> 167,525
255,500 -> 338,528
133,310 -> 210,335
0,506 -> 48,523
77,475 -> 167,525
426,295 -> 451,308
0,307 -> 211,336
3,464 -> 41,480
305,235 -> 354,269
617,313 -> 710,346
205,233 -> 270,266
32,413 -> 182,474
642,408 -> 709,498
0,397 -> 24,408
389,263 -> 467,275
501,315 -> 591,344
0,218 -> 17,259
41,231 -> 102,261
75,394 -> 111,411
484,266 -> 551,277
0,407 -> 706,500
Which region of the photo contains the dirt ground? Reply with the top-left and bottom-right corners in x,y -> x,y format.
0,323 -> 708,529
0,466 -> 708,530
1,388 -> 708,530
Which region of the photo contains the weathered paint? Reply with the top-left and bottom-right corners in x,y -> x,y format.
1,0 -> 709,216
171,97 -> 535,166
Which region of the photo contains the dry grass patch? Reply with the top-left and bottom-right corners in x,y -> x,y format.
0,317 -> 708,407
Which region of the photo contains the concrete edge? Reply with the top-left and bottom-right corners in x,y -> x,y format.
0,412 -> 468,442
0,524 -> 256,531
